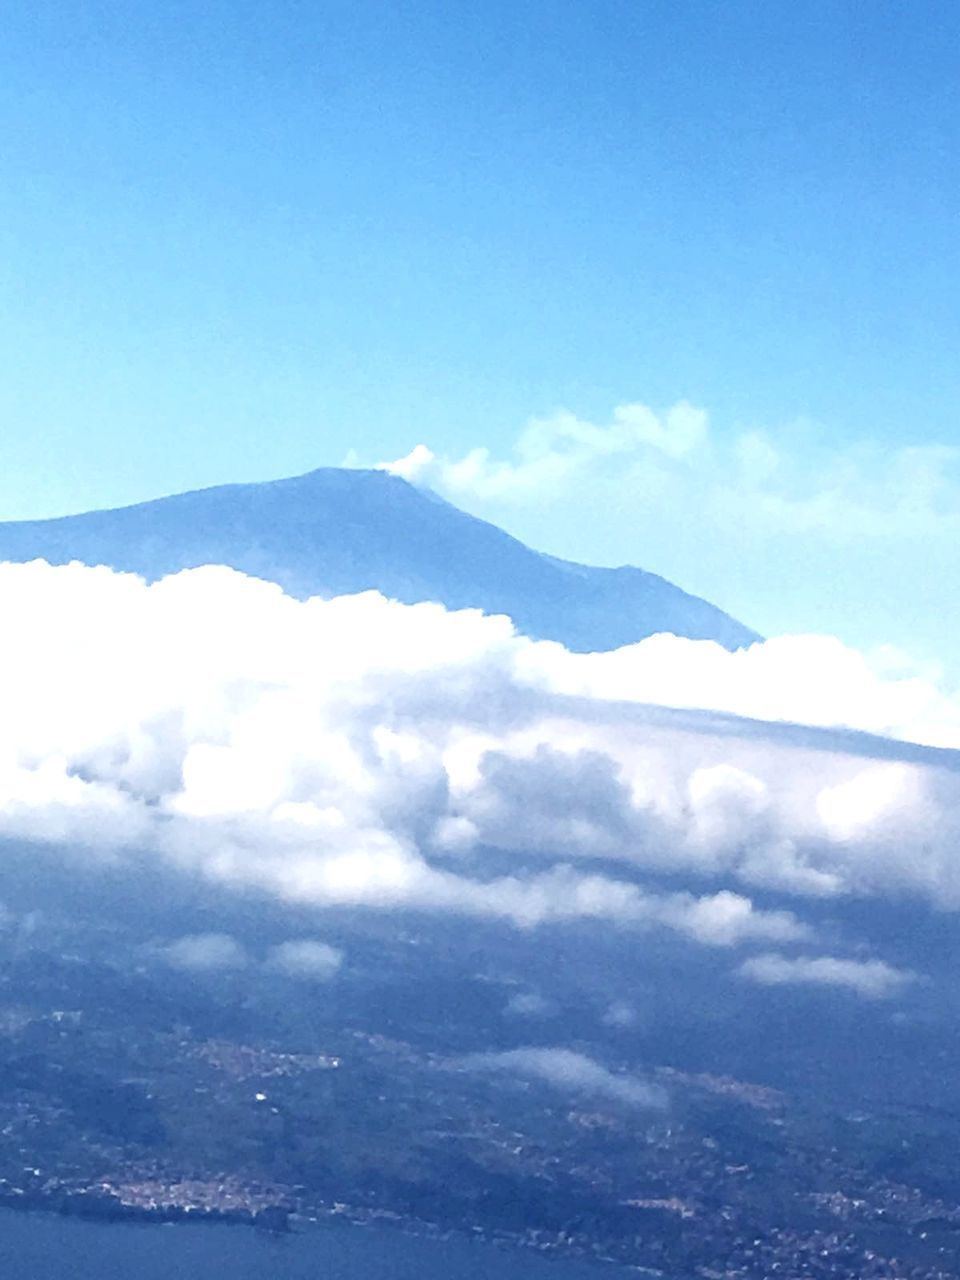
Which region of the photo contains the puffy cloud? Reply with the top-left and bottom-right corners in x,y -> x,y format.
266,939 -> 344,981
738,953 -> 916,1000
158,933 -> 248,972
657,890 -> 803,948
458,1047 -> 665,1108
156,934 -> 345,980
1,558 -> 960,973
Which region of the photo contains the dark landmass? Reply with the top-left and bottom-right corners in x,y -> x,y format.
0,467 -> 759,651
1,886 -> 959,1280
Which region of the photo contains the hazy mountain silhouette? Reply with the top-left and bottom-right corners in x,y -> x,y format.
0,468 -> 759,651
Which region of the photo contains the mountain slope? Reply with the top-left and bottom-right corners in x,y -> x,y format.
0,467 -> 759,651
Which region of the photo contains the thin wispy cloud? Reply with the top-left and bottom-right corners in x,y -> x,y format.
458,1047 -> 666,1109
377,401 -> 960,667
380,401 -> 960,542
739,953 -> 916,1001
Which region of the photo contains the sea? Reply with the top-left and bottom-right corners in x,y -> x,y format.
0,1208 -> 646,1278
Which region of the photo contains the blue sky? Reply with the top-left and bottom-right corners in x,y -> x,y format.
2,1 -> 958,666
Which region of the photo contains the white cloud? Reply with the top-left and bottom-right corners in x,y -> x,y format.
156,934 -> 345,980
379,401 -> 709,504
266,939 -> 344,981
377,402 -> 960,543
1,558 -> 960,973
738,953 -> 915,1000
458,1047 -> 665,1108
374,402 -> 960,671
602,1001 -> 637,1028
504,991 -> 553,1018
158,933 -> 248,972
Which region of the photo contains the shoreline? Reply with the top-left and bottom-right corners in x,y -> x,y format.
0,1185 -> 660,1274
0,1185 -> 291,1233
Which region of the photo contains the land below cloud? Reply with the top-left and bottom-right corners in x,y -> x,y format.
2,854 -> 960,1280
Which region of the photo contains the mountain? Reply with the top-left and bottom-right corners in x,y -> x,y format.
0,467 -> 758,651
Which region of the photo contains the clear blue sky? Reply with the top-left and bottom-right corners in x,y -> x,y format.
2,1 -> 958,665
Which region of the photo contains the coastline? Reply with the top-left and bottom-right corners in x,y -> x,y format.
0,1198 -> 658,1280
0,1183 -> 290,1233
0,1183 -> 663,1275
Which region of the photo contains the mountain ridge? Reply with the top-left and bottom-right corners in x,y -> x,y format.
0,466 -> 760,651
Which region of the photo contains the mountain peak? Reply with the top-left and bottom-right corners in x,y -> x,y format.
0,467 -> 759,652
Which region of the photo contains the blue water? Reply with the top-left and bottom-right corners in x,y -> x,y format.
0,1208 -> 641,1278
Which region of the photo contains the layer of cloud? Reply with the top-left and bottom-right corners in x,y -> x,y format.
458,1047 -> 665,1108
0,559 -> 959,974
739,953 -> 916,1000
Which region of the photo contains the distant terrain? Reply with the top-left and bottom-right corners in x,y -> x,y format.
0,468 -> 758,652
1,852 -> 959,1280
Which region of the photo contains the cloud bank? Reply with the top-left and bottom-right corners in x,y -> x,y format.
0,559 -> 958,988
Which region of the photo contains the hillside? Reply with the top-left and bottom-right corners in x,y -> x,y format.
0,468 -> 759,651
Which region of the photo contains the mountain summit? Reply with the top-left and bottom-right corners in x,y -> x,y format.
0,467 -> 758,651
